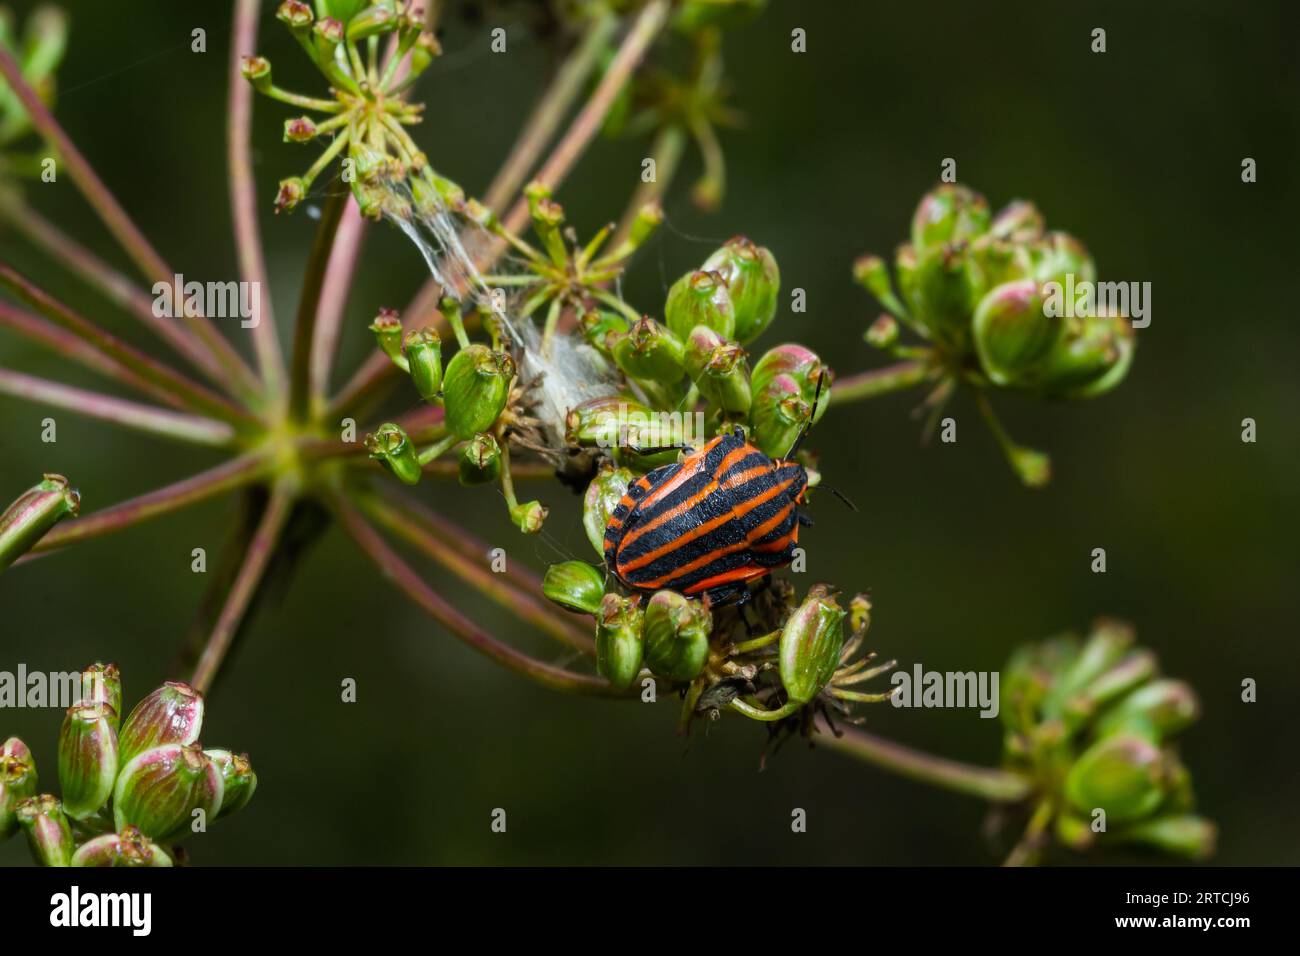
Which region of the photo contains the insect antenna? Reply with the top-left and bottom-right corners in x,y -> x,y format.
784,368 -> 826,460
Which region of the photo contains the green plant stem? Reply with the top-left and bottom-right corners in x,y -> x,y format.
0,45 -> 263,404
813,716 -> 1032,803
828,359 -> 929,405
1002,799 -> 1053,867
21,451 -> 271,557
331,490 -> 621,696
358,490 -> 594,655
288,183 -> 349,422
0,368 -> 238,447
502,0 -> 671,236
0,195 -> 216,376
191,483 -> 295,695
612,123 -> 686,248
0,263 -> 260,428
483,9 -> 621,214
307,197 -> 367,414
229,0 -> 285,399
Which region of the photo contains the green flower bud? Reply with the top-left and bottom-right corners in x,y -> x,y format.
1048,619 -> 1134,714
751,373 -> 810,458
915,242 -> 983,344
1072,650 -> 1158,717
1037,315 -> 1134,399
1117,814 -> 1216,860
277,1 -> 315,29
240,55 -> 272,93
113,743 -> 224,844
702,236 -> 780,344
345,4 -> 397,42
57,701 -> 118,821
565,396 -> 652,447
779,585 -> 847,705
697,343 -> 752,415
542,561 -> 606,615
510,500 -> 548,535
623,201 -> 663,252
895,244 -> 921,317
1032,230 -> 1096,290
458,433 -> 502,486
0,473 -> 80,572
751,343 -> 830,424
972,278 -> 1056,386
643,591 -> 712,682
368,308 -> 405,365
613,317 -> 686,383
684,324 -> 724,378
1096,679 -> 1200,743
582,464 -> 634,556
275,176 -> 307,213
403,326 -> 443,400
71,825 -> 173,867
665,270 -> 736,342
79,663 -> 122,731
16,794 -> 73,866
910,183 -> 991,252
118,680 -> 205,767
595,594 -> 644,691
1,737 -> 37,841
312,15 -> 345,54
365,423 -> 422,485
969,235 -> 1035,291
443,345 -> 514,439
1065,734 -> 1170,825
865,314 -> 899,349
989,199 -> 1044,243
579,310 -> 629,359
852,254 -> 896,309
206,750 -> 257,820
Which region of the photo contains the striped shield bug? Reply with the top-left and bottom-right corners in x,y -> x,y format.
602,426 -> 814,606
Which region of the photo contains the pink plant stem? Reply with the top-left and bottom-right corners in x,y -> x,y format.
812,716 -> 1032,803
0,45 -> 262,403
228,0 -> 285,398
0,262 -> 259,427
331,491 -> 622,696
288,185 -> 348,421
191,483 -> 295,694
829,360 -> 929,405
22,451 -> 270,557
0,368 -> 238,447
359,490 -> 594,654
307,197 -> 368,410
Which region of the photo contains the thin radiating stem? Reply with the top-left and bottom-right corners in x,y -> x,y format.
191,483 -> 295,694
331,491 -> 622,697
813,716 -> 1032,803
229,0 -> 285,398
0,368 -> 238,447
288,185 -> 349,421
612,123 -> 685,247
307,197 -> 367,412
358,490 -> 594,654
829,359 -> 929,405
21,451 -> 270,556
0,46 -> 263,403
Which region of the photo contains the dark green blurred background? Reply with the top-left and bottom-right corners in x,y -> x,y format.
2,0 -> 1297,865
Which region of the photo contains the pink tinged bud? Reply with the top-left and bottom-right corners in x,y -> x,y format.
276,1 -> 315,29
275,176 -> 307,213
79,662 -> 122,729
240,55 -> 272,93
751,343 -> 830,422
910,183 -> 991,252
1,737 -> 38,841
0,473 -> 80,572
118,681 -> 205,767
206,750 -> 257,820
16,794 -> 74,866
72,825 -> 174,867
751,373 -> 810,459
990,199 -> 1044,243
596,594 -> 644,691
283,116 -> 318,143
665,270 -> 736,342
313,16 -> 345,48
779,585 -> 848,705
113,743 -> 224,844
971,278 -> 1055,387
582,464 -> 633,556
702,236 -> 780,344
57,701 -> 119,820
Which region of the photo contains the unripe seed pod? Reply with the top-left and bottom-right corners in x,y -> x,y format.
275,176 -> 307,213
510,500 -> 548,535
369,308 -> 404,364
206,750 -> 257,820
1118,814 -> 1216,860
16,794 -> 73,867
118,681 -> 204,767
542,561 -> 606,615
910,183 -> 991,252
990,199 -> 1044,243
665,270 -> 735,342
643,591 -> 712,682
0,473 -> 80,572
751,373 -> 810,459
113,743 -> 224,844
582,465 -> 634,556
1096,679 -> 1200,743
407,31 -> 441,78
458,433 -> 502,486
283,116 -> 318,143
565,395 -> 653,448
240,55 -> 272,93
613,317 -> 686,384
365,423 -> 422,485
1032,230 -> 1096,291
345,4 -> 397,42
580,310 -> 629,359
1037,315 -> 1134,399
317,0 -> 367,23
595,594 -> 644,690
313,15 -> 345,53
915,242 -> 983,343
1065,734 -> 1171,825
894,243 -> 922,320
779,585 -> 848,705
71,825 -> 174,867
751,343 -> 830,423
684,324 -> 725,381
972,278 -> 1055,387
852,254 -> 893,304
276,1 -> 314,29
79,663 -> 121,731
865,314 -> 899,349
443,345 -> 514,439
403,326 -> 443,400
702,236 -> 780,344
57,701 -> 118,821
0,737 -> 38,841
1048,619 -> 1133,713
623,201 -> 663,251
697,343 -> 752,415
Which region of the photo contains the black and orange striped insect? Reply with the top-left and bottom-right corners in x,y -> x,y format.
603,427 -> 812,606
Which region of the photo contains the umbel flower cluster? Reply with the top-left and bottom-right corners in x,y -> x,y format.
0,665 -> 255,866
